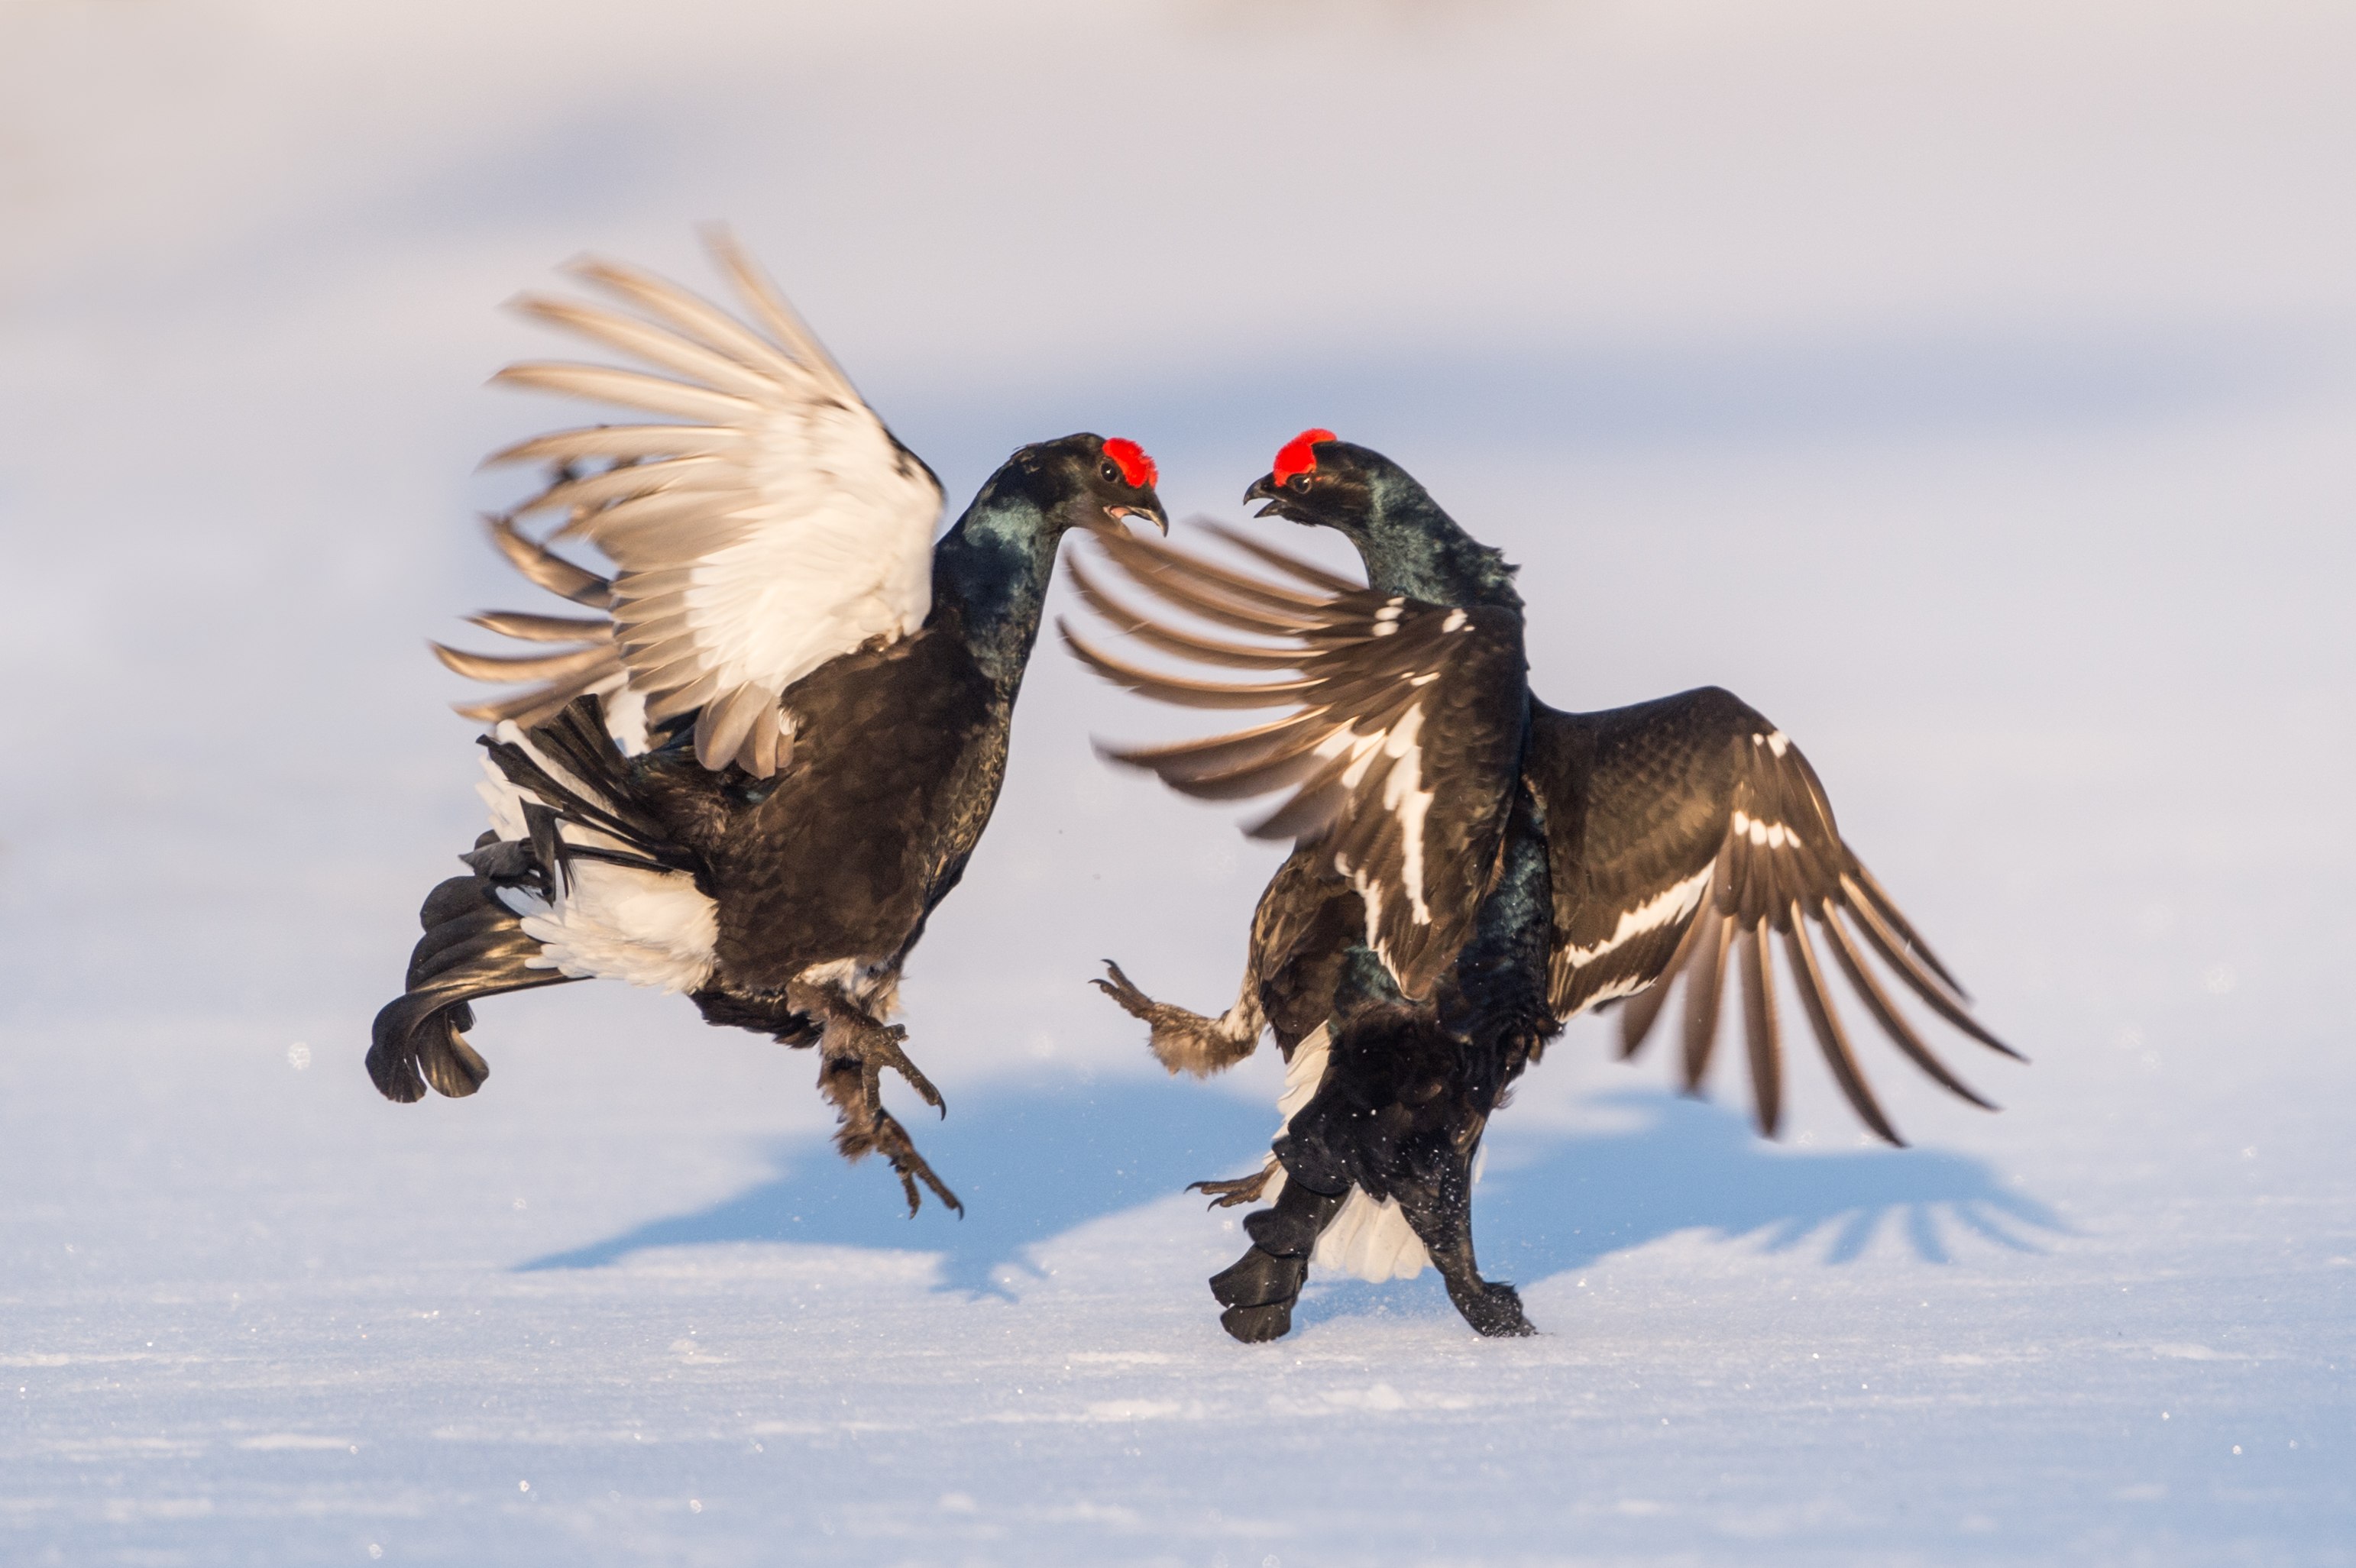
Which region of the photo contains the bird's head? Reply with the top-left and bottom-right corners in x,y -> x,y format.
1008,432 -> 1170,538
1242,428 -> 1387,542
1244,428 -> 1519,609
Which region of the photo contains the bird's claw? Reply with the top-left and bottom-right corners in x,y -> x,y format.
1188,1163 -> 1278,1210
1090,960 -> 1160,1021
1092,960 -> 1257,1078
820,1062 -> 963,1218
799,983 -> 959,1214
868,1106 -> 964,1219
846,1016 -> 944,1115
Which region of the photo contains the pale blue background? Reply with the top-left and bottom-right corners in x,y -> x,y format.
3,2 -> 2351,1562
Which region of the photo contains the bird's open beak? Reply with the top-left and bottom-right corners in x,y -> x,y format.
1104,500 -> 1170,535
1243,474 -> 1283,518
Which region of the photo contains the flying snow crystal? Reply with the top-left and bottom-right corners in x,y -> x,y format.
2205,965 -> 2238,994
286,1042 -> 310,1070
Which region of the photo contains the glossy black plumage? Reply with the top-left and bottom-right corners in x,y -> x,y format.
1072,456 -> 1552,1338
1065,526 -> 1529,1001
1525,690 -> 2018,1142
1076,436 -> 2016,1340
371,373 -> 1167,1214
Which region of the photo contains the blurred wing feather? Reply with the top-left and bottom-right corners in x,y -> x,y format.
436,231 -> 943,775
1063,530 -> 1526,1001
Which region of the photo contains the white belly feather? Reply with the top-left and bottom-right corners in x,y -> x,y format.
1257,1022 -> 1441,1284
476,716 -> 717,994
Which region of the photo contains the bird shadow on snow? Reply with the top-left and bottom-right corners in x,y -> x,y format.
522,1078 -> 2064,1308
519,1074 -> 1271,1296
1300,1087 -> 2070,1329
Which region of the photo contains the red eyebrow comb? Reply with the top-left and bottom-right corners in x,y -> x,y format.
1102,438 -> 1157,489
1271,428 -> 1337,484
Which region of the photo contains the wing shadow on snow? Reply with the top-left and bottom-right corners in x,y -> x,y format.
1481,1088 -> 2069,1269
525,1075 -> 2061,1308
519,1075 -> 1273,1297
1297,1087 -> 2066,1330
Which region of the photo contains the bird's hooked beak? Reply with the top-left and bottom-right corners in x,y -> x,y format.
1102,499 -> 1170,535
1243,473 -> 1289,519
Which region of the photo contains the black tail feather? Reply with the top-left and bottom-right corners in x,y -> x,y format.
373,695 -> 701,1104
479,696 -> 703,883
367,871 -> 575,1103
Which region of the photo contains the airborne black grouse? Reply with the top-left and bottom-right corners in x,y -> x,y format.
1066,430 -> 2018,1340
368,234 -> 1167,1214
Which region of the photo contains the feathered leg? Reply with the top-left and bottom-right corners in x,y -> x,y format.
1231,987 -> 1538,1341
1390,1122 -> 1532,1338
786,978 -> 962,1217
1209,1175 -> 1343,1343
1092,960 -> 1263,1077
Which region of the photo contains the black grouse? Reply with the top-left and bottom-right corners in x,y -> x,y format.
1066,430 -> 2016,1340
369,234 -> 1167,1214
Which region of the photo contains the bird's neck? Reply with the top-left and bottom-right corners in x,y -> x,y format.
1357,481 -> 1523,613
928,494 -> 1063,697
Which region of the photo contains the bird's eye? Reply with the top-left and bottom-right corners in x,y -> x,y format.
1286,472 -> 1312,493
1099,461 -> 1121,484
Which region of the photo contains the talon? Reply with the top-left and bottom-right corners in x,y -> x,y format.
869,1107 -> 964,1217
800,981 -> 960,1214
866,1024 -> 943,1112
1092,960 -> 1157,1020
1092,959 -> 1257,1077
1188,1162 -> 1277,1209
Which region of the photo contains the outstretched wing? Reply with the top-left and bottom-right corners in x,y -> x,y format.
1526,687 -> 2020,1144
430,230 -> 943,776
1062,525 -> 1526,1002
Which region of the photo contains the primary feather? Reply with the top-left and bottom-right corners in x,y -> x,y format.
1074,434 -> 2018,1343
371,233 -> 1169,1221
456,236 -> 942,776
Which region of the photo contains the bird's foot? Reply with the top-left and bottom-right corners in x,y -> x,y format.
1448,1277 -> 1536,1339
1206,1177 -> 1344,1344
1092,960 -> 1256,1077
1188,1161 -> 1278,1210
817,1052 -> 963,1218
846,1016 -> 945,1118
787,978 -> 947,1115
799,985 -> 956,1217
1209,1245 -> 1308,1343
863,1106 -> 965,1220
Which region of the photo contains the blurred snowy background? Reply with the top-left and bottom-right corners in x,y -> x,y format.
2,1 -> 2351,1563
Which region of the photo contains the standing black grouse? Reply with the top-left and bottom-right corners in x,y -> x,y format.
1066,430 -> 2018,1340
369,233 -> 1167,1214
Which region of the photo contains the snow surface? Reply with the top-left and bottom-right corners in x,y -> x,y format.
5,2 -> 2354,1563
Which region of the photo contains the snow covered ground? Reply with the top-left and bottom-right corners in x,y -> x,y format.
4,2 -> 2352,1562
